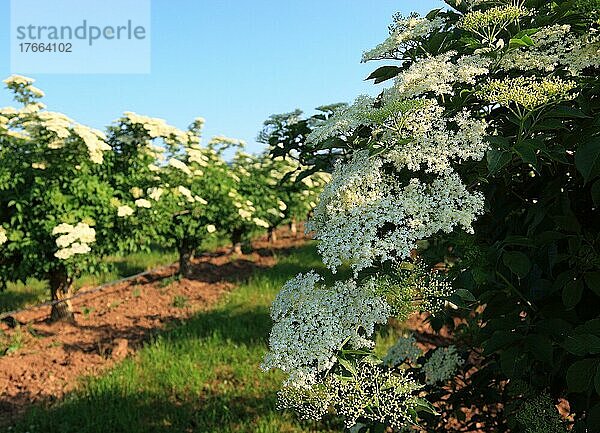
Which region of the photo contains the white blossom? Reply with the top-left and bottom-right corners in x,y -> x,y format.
117,205 -> 134,217
134,198 -> 152,208
383,335 -> 423,366
307,151 -> 484,272
262,272 -> 391,386
168,158 -> 192,176
52,222 -> 96,260
423,346 -> 464,385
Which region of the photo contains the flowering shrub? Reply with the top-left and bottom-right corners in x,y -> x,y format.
0,76 -> 117,321
264,0 -> 600,431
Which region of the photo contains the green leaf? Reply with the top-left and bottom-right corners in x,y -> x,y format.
455,289 -> 476,302
483,331 -> 522,354
525,335 -> 553,363
584,272 -> 600,296
487,149 -> 512,175
562,280 -> 584,309
500,345 -> 523,377
365,66 -> 402,84
563,334 -> 600,356
502,251 -> 531,278
595,369 -> 600,396
514,141 -> 538,167
566,359 -> 598,392
575,137 -> 600,183
544,106 -> 590,119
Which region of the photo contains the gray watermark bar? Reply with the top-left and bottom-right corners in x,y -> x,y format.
10,0 -> 151,74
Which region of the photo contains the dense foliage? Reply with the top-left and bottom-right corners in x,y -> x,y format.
263,1 -> 600,432
0,78 -> 326,320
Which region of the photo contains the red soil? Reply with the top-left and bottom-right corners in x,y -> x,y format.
0,231 -> 306,425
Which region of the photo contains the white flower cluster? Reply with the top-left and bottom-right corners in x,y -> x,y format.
383,335 -> 423,367
262,271 -> 391,385
3,75 -> 45,99
0,227 -> 7,245
52,222 -> 96,260
168,158 -> 192,176
117,205 -> 134,217
459,5 -> 529,39
122,112 -> 190,146
277,383 -> 333,421
306,95 -> 374,145
147,187 -> 164,201
22,111 -> 111,163
277,362 -> 423,430
329,362 -> 423,430
208,135 -> 246,148
478,76 -> 577,112
515,393 -> 567,433
308,151 -> 484,272
3,75 -> 34,87
422,346 -> 464,385
380,100 -> 488,174
134,198 -> 152,208
393,52 -> 490,98
72,124 -> 110,164
500,25 -> 600,76
362,14 -> 446,61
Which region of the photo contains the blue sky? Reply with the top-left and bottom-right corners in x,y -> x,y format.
0,0 -> 443,154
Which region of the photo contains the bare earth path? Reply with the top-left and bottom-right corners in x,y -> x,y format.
0,232 -> 305,425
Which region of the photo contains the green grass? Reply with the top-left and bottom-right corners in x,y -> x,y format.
0,249 -> 178,315
9,244 -> 342,433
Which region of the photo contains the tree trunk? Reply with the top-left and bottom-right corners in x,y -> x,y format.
178,238 -> 195,278
290,218 -> 297,237
231,229 -> 243,255
268,226 -> 277,243
50,269 -> 75,322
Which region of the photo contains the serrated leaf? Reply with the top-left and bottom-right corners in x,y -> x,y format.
563,334 -> 600,356
562,280 -> 584,309
575,137 -> 600,183
487,149 -> 512,175
502,251 -> 531,278
525,335 -> 553,363
566,359 -> 598,392
514,141 -> 538,167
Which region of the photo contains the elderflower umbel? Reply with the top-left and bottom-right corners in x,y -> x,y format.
362,13 -> 446,61
478,77 -> 577,111
134,198 -> 152,208
308,151 -> 484,272
52,222 -> 96,260
117,205 -> 134,217
262,272 -> 391,385
383,335 -> 423,367
423,346 -> 464,385
0,227 -> 7,245
459,5 -> 529,39
515,393 -> 567,433
168,158 -> 192,176
277,383 -> 333,421
393,52 -> 491,98
327,361 -> 423,430
253,217 -> 270,228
